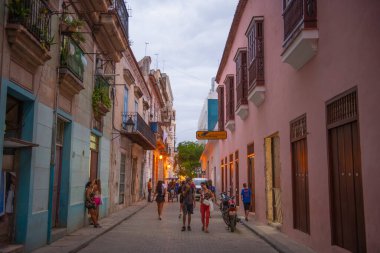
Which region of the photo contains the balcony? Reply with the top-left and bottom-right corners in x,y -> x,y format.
122,112 -> 156,150
234,48 -> 248,120
281,0 -> 318,70
6,0 -> 52,71
80,0 -> 112,12
92,76 -> 111,117
59,36 -> 85,98
93,0 -> 129,62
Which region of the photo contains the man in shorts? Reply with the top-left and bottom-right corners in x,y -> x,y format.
181,178 -> 195,231
241,183 -> 252,221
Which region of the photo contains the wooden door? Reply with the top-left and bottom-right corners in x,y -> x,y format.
327,89 -> 366,253
229,154 -> 234,197
329,122 -> 366,252
90,150 -> 98,182
235,151 -> 239,206
291,115 -> 310,233
52,146 -> 62,227
89,134 -> 99,182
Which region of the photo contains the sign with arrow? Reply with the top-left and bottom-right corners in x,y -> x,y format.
196,131 -> 227,140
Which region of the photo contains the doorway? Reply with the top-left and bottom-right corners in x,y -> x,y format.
264,134 -> 282,224
234,151 -> 239,206
290,115 -> 310,233
89,134 -> 99,181
229,154 -> 233,197
247,143 -> 255,212
327,89 -> 366,253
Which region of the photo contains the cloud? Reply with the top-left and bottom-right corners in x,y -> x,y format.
128,0 -> 237,144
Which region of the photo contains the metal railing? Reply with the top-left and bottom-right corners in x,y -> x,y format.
283,0 -> 317,41
122,112 -> 156,147
7,0 -> 52,49
114,0 -> 129,38
60,36 -> 85,81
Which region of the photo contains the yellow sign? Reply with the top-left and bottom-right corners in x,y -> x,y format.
196,131 -> 227,140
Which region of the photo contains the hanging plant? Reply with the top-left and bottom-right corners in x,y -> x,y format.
60,14 -> 86,44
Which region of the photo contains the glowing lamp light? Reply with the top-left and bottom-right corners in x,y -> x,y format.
159,155 -> 163,160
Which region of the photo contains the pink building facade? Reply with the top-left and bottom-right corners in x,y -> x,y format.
213,1 -> 380,252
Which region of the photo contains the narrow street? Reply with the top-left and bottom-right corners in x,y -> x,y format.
78,201 -> 277,253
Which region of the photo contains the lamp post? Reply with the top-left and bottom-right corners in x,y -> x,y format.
125,116 -> 135,133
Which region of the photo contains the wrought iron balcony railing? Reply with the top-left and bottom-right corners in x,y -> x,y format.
60,36 -> 85,81
122,112 -> 156,150
7,0 -> 52,49
283,0 -> 317,42
114,0 -> 129,39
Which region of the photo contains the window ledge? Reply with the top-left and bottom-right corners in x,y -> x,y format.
281,29 -> 319,70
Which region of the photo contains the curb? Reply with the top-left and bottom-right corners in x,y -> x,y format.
240,220 -> 283,253
68,203 -> 148,253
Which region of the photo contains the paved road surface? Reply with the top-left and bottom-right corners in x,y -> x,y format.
79,200 -> 277,253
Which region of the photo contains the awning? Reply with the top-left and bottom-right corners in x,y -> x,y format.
3,137 -> 39,149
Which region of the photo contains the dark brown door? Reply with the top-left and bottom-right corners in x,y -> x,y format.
90,150 -> 98,182
291,115 -> 310,233
329,122 -> 366,253
89,134 -> 99,182
229,155 -> 233,197
292,138 -> 310,233
235,151 -> 239,206
247,155 -> 255,212
52,146 -> 62,227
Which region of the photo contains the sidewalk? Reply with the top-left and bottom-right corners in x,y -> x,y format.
236,207 -> 315,253
31,201 -> 148,253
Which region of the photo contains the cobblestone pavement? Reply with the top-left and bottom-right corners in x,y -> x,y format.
78,201 -> 277,253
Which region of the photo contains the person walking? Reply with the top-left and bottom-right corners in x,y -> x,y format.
85,181 -> 101,228
181,178 -> 195,231
241,183 -> 252,221
154,180 -> 166,220
147,178 -> 153,202
200,181 -> 214,233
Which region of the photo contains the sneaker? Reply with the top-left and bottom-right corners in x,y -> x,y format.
187,226 -> 191,231
181,226 -> 186,231
94,224 -> 102,228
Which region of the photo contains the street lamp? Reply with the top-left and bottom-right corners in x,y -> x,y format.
125,116 -> 135,133
159,155 -> 163,160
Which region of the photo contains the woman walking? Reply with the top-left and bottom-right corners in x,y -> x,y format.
93,179 -> 102,221
85,181 -> 101,228
200,181 -> 214,233
154,180 -> 166,220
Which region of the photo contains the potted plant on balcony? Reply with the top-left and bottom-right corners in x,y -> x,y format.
92,83 -> 111,117
6,0 -> 30,23
60,15 -> 86,44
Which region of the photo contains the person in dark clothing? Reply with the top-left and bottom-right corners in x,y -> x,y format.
154,180 -> 166,220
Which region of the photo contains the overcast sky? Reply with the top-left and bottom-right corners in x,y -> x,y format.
128,0 -> 237,145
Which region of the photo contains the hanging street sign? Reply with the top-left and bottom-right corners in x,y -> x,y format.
196,131 -> 227,140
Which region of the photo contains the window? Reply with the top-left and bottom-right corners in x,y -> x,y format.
282,0 -> 317,42
217,86 -> 225,131
234,49 -> 248,109
246,17 -> 264,91
224,75 -> 235,123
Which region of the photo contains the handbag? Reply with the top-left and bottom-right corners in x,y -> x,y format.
209,201 -> 214,212
203,198 -> 211,206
